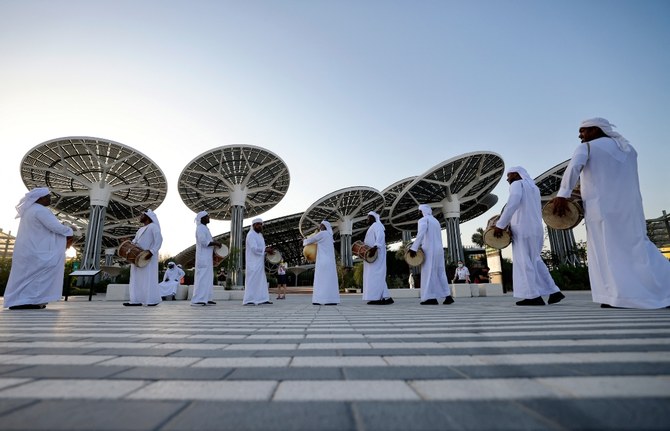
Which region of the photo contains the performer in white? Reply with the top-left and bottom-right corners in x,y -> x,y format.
243,218 -> 273,305
408,204 -> 453,305
362,211 -> 393,305
303,220 -> 340,305
191,211 -> 222,306
4,188 -> 73,309
159,261 -> 184,300
494,166 -> 564,306
125,209 -> 163,307
550,117 -> 670,309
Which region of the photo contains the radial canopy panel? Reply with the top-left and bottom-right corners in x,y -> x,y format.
534,160 -> 577,202
299,186 -> 384,239
389,152 -> 504,231
20,136 -> 167,221
178,145 -> 290,220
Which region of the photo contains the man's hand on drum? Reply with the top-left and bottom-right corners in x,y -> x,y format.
493,227 -> 505,239
146,251 -> 153,259
550,197 -> 570,217
409,249 -> 417,258
209,241 -> 222,248
265,246 -> 274,254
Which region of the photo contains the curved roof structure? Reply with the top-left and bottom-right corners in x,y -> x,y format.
178,145 -> 290,220
20,136 -> 167,222
173,213 -> 305,268
380,177 -> 416,243
299,186 -> 384,239
534,159 -> 578,202
388,152 -> 504,231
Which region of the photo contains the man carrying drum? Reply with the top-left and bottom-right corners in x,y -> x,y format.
125,209 -> 163,307
494,167 -> 564,306
549,118 -> 670,309
192,211 -> 222,306
362,211 -> 393,305
408,204 -> 454,305
243,218 -> 274,305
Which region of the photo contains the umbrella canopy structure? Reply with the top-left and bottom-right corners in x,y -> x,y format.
389,152 -> 504,263
20,136 -> 167,270
299,186 -> 384,268
178,144 -> 290,285
534,160 -> 580,266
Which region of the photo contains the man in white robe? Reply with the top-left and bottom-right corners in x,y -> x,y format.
159,261 -> 184,300
362,211 -> 393,305
551,117 -> 670,309
4,188 -> 73,310
303,220 -> 340,305
243,218 -> 273,305
191,211 -> 222,306
494,166 -> 564,306
408,204 -> 453,305
125,209 -> 163,306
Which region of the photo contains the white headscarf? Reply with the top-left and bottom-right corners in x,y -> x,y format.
195,210 -> 208,224
321,220 -> 333,235
368,211 -> 384,230
580,117 -> 630,152
506,166 -> 539,192
15,187 -> 50,219
144,209 -> 160,229
418,204 -> 433,218
252,217 -> 263,224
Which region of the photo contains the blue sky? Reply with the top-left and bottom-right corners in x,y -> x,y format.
1,0 -> 668,257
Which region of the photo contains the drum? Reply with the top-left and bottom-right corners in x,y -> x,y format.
117,240 -> 152,268
542,199 -> 584,230
483,215 -> 512,249
303,244 -> 317,263
266,249 -> 282,264
352,240 -> 378,263
213,245 -> 229,267
404,247 -> 425,267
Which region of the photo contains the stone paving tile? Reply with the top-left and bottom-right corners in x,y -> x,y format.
520,397 -> 670,430
193,357 -> 291,367
1,365 -> 130,379
110,366 -> 234,380
352,401 -> 556,430
0,379 -> 147,399
0,399 -> 37,417
97,356 -> 201,367
451,363 -> 585,379
0,399 -> 186,430
290,356 -> 388,367
0,354 -> 115,365
226,367 -> 344,381
411,378 -> 561,400
161,401 -> 355,431
86,348 -> 180,357
0,365 -> 32,376
128,380 -> 277,400
274,380 -> 420,401
169,349 -> 252,357
342,366 -> 465,380
536,375 -> 670,397
252,349 -> 340,357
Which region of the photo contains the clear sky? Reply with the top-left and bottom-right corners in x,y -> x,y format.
1,0 -> 668,258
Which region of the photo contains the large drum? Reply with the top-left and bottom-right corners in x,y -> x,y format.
117,240 -> 152,268
542,199 -> 584,230
483,215 -> 512,249
404,247 -> 425,267
352,240 -> 378,263
266,249 -> 282,265
213,245 -> 229,267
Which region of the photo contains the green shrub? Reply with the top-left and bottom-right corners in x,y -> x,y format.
550,265 -> 591,290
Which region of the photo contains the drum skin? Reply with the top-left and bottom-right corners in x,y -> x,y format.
404,248 -> 425,267
266,250 -> 282,264
303,244 -> 317,263
483,215 -> 511,249
542,199 -> 584,230
213,245 -> 229,267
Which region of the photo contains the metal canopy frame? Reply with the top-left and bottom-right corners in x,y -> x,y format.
20,136 -> 167,270
299,186 -> 384,268
389,152 -> 504,263
178,144 -> 290,285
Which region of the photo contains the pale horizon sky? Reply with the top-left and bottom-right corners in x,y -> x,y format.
1,0 -> 668,259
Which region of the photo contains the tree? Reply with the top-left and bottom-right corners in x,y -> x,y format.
471,227 -> 485,248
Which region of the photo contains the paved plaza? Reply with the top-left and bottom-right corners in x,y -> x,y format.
0,290 -> 669,430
